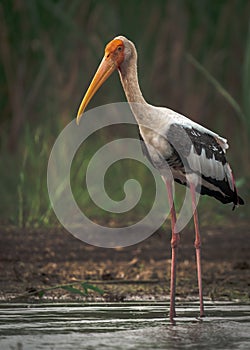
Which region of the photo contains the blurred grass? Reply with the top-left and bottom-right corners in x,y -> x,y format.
70,124 -> 158,225
0,0 -> 249,228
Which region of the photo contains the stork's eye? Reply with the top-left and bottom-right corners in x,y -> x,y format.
117,46 -> 122,51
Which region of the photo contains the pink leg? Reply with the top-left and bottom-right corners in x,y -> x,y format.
190,182 -> 204,317
166,180 -> 180,323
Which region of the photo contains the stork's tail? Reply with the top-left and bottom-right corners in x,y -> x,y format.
227,164 -> 244,210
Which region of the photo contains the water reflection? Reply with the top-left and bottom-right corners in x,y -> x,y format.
0,302 -> 249,349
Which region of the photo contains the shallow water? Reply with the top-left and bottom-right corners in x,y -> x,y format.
0,301 -> 249,349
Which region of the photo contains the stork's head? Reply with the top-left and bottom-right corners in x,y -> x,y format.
76,36 -> 135,124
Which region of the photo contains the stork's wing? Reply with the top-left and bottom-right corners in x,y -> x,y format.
167,123 -> 227,174
165,123 -> 244,207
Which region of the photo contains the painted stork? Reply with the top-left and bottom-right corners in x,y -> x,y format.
76,36 -> 244,322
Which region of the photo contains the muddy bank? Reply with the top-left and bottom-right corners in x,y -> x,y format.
0,222 -> 249,302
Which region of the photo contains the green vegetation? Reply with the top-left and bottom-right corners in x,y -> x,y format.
14,281 -> 104,300
0,1 -> 249,228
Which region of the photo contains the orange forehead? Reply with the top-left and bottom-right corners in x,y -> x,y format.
105,39 -> 124,54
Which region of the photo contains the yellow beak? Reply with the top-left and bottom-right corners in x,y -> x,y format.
76,57 -> 116,125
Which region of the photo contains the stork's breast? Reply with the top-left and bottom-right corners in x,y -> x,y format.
139,126 -> 172,159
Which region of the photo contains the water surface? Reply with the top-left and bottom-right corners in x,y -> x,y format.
0,301 -> 249,349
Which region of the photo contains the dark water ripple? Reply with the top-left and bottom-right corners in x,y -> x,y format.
0,301 -> 249,349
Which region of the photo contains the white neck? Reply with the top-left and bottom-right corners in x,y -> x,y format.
118,57 -> 146,105
118,55 -> 157,128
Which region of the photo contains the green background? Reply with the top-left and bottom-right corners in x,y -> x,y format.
0,0 -> 249,227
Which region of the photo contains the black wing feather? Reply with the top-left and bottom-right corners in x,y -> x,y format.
142,123 -> 245,207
